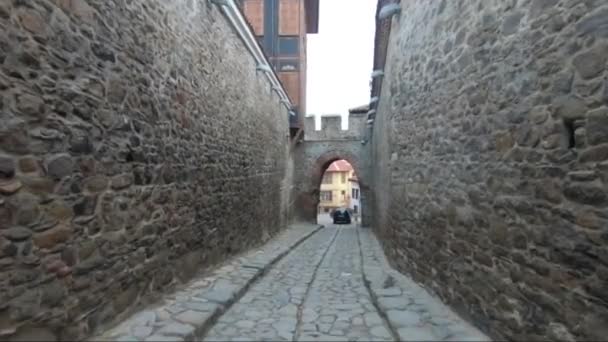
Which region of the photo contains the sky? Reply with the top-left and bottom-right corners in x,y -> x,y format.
306,0 -> 377,130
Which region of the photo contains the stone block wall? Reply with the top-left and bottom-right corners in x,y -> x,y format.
304,115 -> 316,137
0,0 -> 292,340
304,115 -> 341,140
304,114 -> 366,141
347,112 -> 367,141
372,0 -> 608,340
296,112 -> 371,224
293,140 -> 371,224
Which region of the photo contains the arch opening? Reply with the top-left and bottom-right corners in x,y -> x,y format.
315,159 -> 362,226
294,148 -> 371,226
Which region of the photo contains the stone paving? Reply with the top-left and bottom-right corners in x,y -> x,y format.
97,222 -> 491,342
296,228 -> 393,342
204,227 -> 340,341
93,223 -> 322,341
358,228 -> 489,342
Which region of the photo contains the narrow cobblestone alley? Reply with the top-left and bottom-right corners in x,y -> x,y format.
204,226 -> 394,342
98,223 -> 488,342
2,0 -> 608,340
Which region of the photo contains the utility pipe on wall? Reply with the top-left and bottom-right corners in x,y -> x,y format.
209,0 -> 294,115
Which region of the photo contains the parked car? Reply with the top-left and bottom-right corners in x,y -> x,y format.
332,208 -> 352,224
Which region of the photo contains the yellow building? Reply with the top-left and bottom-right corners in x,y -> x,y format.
319,160 -> 354,213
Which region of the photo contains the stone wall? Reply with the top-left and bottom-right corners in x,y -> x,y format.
295,112 -> 371,224
346,112 -> 368,141
294,141 -> 371,224
0,0 -> 292,340
371,0 -> 608,340
304,115 -> 341,140
304,114 -> 366,141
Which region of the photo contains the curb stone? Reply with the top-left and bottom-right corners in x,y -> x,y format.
93,223 -> 324,342
357,228 -> 491,342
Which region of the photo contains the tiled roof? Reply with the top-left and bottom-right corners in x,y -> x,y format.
326,160 -> 353,172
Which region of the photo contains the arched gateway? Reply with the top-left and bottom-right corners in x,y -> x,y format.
293,108 -> 373,225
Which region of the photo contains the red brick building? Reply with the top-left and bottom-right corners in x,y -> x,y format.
239,0 -> 319,134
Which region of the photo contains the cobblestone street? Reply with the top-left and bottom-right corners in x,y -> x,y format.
98,223 -> 489,341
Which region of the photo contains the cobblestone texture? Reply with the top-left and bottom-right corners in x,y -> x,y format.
297,227 -> 392,342
94,223 -> 321,342
96,223 -> 488,342
358,228 -> 488,342
205,227 -> 339,341
202,224 -> 487,342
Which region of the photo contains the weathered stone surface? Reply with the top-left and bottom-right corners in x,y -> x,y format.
576,8 -> 608,37
378,296 -> 410,310
45,154 -> 73,180
579,144 -> 608,163
157,323 -> 194,337
0,1 -> 294,340
2,226 -> 32,241
200,288 -> 236,304
145,335 -> 180,342
0,179 -> 22,195
396,327 -> 436,342
33,225 -> 71,249
369,0 -> 608,341
386,310 -> 422,327
375,287 -> 402,297
7,326 -> 57,342
572,47 -> 607,80
552,72 -> 573,95
502,12 -> 523,35
18,157 -> 39,173
552,96 -> 587,120
16,93 -> 45,117
586,108 -> 608,145
0,155 -> 15,178
131,326 -> 153,339
563,182 -> 608,205
83,176 -> 108,193
20,176 -> 54,195
204,227 -> 401,342
111,174 -> 133,190
175,309 -> 214,327
494,131 -> 514,153
182,301 -> 218,313
370,326 -> 392,339
7,192 -> 40,226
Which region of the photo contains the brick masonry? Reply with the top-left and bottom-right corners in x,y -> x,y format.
0,0 -> 293,340
371,0 -> 608,340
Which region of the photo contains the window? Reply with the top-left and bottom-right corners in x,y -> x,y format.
322,173 -> 332,184
320,191 -> 332,202
278,36 -> 299,56
278,59 -> 299,71
341,173 -> 346,183
354,205 -> 358,213
352,189 -> 359,199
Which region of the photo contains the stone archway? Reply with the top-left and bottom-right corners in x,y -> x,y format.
294,146 -> 372,225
